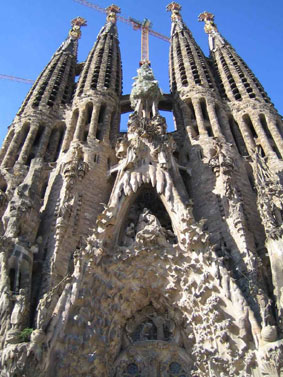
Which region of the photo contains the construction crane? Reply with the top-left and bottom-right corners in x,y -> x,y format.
73,0 -> 170,65
1,1 -> 170,84
0,74 -> 34,85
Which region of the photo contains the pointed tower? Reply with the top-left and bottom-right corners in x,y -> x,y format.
199,11 -> 283,165
166,2 -> 267,279
0,18 -> 86,349
33,6 -> 123,296
167,2 -> 235,143
0,18 -> 86,169
62,4 -> 122,150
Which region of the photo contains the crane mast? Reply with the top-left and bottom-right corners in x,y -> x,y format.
141,21 -> 150,65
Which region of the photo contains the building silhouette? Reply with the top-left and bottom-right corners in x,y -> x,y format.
0,3 -> 282,376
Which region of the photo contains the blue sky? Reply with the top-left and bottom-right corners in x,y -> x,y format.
0,0 -> 282,142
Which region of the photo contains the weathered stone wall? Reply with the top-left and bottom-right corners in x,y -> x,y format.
0,3 -> 282,377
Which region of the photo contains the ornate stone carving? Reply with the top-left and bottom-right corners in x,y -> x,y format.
69,17 -> 87,40
130,63 -> 162,119
252,148 -> 283,239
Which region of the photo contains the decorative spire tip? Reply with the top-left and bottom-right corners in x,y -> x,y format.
69,17 -> 87,39
198,11 -> 218,34
106,4 -> 121,23
166,2 -> 181,12
166,2 -> 182,22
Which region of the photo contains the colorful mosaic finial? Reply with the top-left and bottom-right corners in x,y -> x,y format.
69,17 -> 87,39
106,4 -> 121,24
198,11 -> 218,34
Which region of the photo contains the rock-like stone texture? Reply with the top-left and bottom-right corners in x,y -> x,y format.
0,3 -> 282,377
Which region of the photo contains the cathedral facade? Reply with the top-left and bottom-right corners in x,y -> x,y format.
0,3 -> 282,376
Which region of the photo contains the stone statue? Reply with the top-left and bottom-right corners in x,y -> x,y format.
130,63 -> 162,119
10,289 -> 28,330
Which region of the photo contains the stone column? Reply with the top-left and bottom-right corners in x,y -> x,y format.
36,127 -> 52,158
207,102 -> 222,137
2,129 -> 27,168
74,109 -> 86,141
192,99 -> 207,135
180,103 -> 191,125
234,116 -> 255,155
103,106 -> 114,142
217,107 -> 235,144
17,126 -> 39,164
109,110 -> 120,142
250,114 -> 276,157
265,114 -> 283,157
0,128 -> 15,162
88,104 -> 101,138
62,109 -> 78,151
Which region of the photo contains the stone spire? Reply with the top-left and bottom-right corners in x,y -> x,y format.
166,2 -> 218,94
199,11 -> 283,161
0,18 -> 86,168
64,5 -> 122,147
166,3 -> 234,142
19,17 -> 86,114
74,5 -> 122,99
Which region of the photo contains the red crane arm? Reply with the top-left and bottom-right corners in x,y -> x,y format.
73,0 -> 169,42
0,74 -> 34,84
73,0 -> 106,15
149,29 -> 170,42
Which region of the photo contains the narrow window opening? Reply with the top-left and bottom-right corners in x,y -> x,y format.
214,105 -> 225,134
0,181 -> 7,192
18,272 -> 22,292
259,114 -> 272,139
200,99 -> 209,121
83,129 -> 89,142
98,104 -> 106,125
207,125 -> 213,137
109,111 -> 118,141
63,110 -> 78,152
243,114 -> 257,138
96,127 -> 103,141
96,104 -> 106,140
247,173 -> 256,192
272,144 -> 282,159
9,268 -> 16,292
26,153 -> 35,167
54,126 -> 65,161
32,125 -> 44,148
86,103 -> 93,126
188,100 -> 196,120
228,116 -> 248,156
259,145 -> 266,157
83,104 -> 93,142
41,182 -> 48,199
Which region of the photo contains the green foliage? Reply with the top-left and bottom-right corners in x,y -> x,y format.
19,328 -> 33,342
